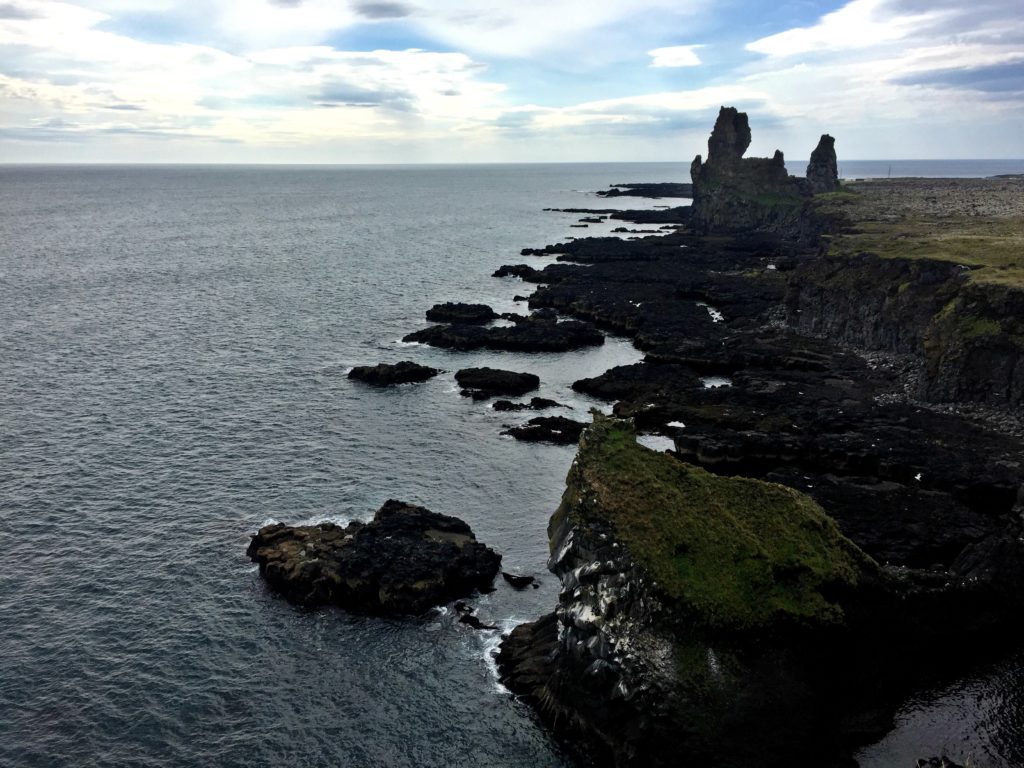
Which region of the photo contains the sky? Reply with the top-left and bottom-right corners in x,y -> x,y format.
0,0 -> 1022,163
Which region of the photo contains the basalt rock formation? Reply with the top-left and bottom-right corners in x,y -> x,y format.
498,416 -> 1024,767
494,110 -> 1024,765
425,302 -> 499,324
501,415 -> 586,444
247,500 -> 501,614
403,316 -> 604,352
689,106 -> 836,238
454,367 -> 540,397
348,360 -> 439,386
806,134 -> 839,194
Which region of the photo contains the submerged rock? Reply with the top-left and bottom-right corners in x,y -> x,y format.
502,572 -> 537,589
348,360 -> 439,386
455,367 -> 539,397
492,397 -> 566,412
247,500 -> 501,614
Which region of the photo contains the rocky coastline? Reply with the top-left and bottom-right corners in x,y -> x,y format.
489,108 -> 1024,766
258,106 -> 1023,766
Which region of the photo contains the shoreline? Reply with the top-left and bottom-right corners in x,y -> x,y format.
468,120 -> 1022,766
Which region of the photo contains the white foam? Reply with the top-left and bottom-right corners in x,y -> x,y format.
394,339 -> 423,347
637,434 -> 675,452
667,421 -> 686,429
696,302 -> 725,323
701,376 -> 732,389
481,616 -> 529,694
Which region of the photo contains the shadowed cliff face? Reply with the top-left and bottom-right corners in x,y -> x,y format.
498,415 -> 1024,767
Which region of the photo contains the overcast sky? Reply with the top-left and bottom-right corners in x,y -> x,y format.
1,0 -> 1022,163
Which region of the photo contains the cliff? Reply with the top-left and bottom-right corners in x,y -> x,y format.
499,416 -> 1024,767
794,177 -> 1024,408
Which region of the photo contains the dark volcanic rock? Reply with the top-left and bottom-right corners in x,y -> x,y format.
494,264 -> 545,281
498,416 -> 1024,768
348,360 -> 439,386
806,134 -> 840,194
455,367 -> 539,396
492,397 -> 566,412
403,318 -> 603,352
247,500 -> 501,614
459,613 -> 497,630
425,302 -> 498,324
502,416 -> 586,444
596,182 -> 693,199
689,106 -> 833,238
502,572 -> 536,589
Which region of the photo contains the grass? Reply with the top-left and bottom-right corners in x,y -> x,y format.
812,181 -> 1024,288
558,415 -> 874,633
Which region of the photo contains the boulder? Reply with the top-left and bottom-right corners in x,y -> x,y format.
425,302 -> 499,324
492,397 -> 566,412
502,416 -> 586,445
455,367 -> 540,396
247,500 -> 501,614
348,361 -> 439,386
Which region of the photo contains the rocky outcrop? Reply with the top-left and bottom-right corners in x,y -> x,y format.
498,416 -> 1024,767
596,183 -> 693,199
454,367 -> 539,397
347,360 -> 439,386
403,317 -> 603,352
492,397 -> 566,412
689,107 -> 838,238
247,500 -> 501,614
806,134 -> 839,194
425,302 -> 498,324
501,416 -> 586,444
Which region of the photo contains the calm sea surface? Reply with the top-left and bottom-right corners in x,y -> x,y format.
1,161 -> 1021,768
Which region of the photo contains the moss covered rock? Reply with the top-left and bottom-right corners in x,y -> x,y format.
556,414 -> 874,632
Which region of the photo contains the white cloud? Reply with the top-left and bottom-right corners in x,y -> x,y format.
745,0 -> 941,57
648,45 -> 702,68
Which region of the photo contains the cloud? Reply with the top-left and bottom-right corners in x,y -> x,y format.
316,78 -> 415,109
648,45 -> 702,68
352,1 -> 415,19
894,60 -> 1024,93
745,0 -> 940,57
0,2 -> 39,19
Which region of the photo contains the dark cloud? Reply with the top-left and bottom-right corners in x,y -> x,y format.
268,0 -> 304,6
0,3 -> 39,20
316,79 -> 415,111
353,1 -> 415,19
895,61 -> 1024,93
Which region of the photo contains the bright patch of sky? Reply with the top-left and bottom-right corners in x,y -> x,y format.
0,0 -> 1021,162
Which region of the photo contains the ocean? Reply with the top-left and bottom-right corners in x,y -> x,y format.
1,161 -> 1021,767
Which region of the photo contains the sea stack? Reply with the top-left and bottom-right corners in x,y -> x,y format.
806,134 -> 840,194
